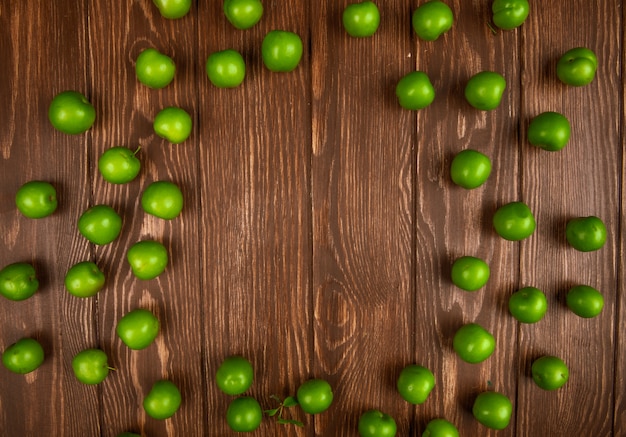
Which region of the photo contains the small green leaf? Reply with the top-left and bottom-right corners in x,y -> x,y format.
264,408 -> 280,417
269,394 -> 282,402
283,396 -> 298,407
277,418 -> 304,427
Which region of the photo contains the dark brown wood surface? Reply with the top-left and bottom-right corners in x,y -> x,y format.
0,1 -> 623,436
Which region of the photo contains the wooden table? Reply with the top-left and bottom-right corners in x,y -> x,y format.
0,1 -> 623,436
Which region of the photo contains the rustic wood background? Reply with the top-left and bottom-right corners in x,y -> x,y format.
0,1 -> 623,436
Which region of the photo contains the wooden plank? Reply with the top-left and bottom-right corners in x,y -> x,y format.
412,0 -> 520,434
0,2 -> 98,435
517,1 -> 621,435
87,1 -> 204,436
616,2 -> 626,433
311,1 -> 415,434
197,1 -> 313,434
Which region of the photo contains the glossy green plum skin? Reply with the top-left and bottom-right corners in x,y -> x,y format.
358,409 -> 397,437
450,149 -> 491,189
2,338 -> 45,374
397,364 -> 435,404
453,323 -> 496,364
527,111 -> 571,151
472,391 -> 513,430
226,396 -> 263,432
508,286 -> 548,323
557,47 -> 597,86
223,0 -> 264,30
464,71 -> 506,110
492,201 -> 536,241
77,205 -> 123,246
15,181 -> 58,218
206,49 -> 246,88
261,30 -> 303,72
116,308 -> 160,350
565,216 -> 607,252
422,418 -> 459,437
492,0 -> 530,30
143,379 -> 182,419
396,71 -> 435,110
0,262 -> 39,301
531,356 -> 569,390
566,285 -> 604,318
98,147 -> 141,184
412,1 -> 454,41
126,240 -> 169,280
342,1 -> 381,38
48,90 -> 96,135
135,48 -> 176,89
451,256 -> 490,291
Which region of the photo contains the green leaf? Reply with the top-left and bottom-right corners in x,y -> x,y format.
277,418 -> 304,427
264,408 -> 280,417
283,396 -> 298,407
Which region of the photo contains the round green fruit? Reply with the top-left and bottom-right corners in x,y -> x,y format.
78,205 -> 123,246
422,418 -> 459,437
126,240 -> 169,280
450,149 -> 491,189
565,216 -> 607,252
492,0 -> 529,30
64,261 -> 105,298
223,0 -> 264,30
98,146 -> 141,184
206,49 -> 246,88
135,48 -> 176,89
143,379 -> 182,419
531,355 -> 569,390
453,323 -> 495,364
472,391 -> 512,430
451,256 -> 490,291
557,47 -> 597,87
0,262 -> 39,301
152,0 -> 191,19
48,90 -> 96,135
412,1 -> 453,41
342,1 -> 381,38
141,181 -> 184,220
395,71 -> 435,110
508,286 -> 548,323
116,308 -> 160,350
358,409 -> 397,437
216,355 -> 254,395
527,111 -> 571,151
226,396 -> 262,432
464,71 -> 506,111
153,107 -> 192,144
566,285 -> 604,318
261,30 -> 303,73
492,201 -> 536,241
72,348 -> 111,385
2,338 -> 45,374
396,364 -> 435,405
296,378 -> 333,414
15,181 -> 58,219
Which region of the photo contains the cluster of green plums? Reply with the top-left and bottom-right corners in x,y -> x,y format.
213,355 -> 334,431
3,0 -> 608,435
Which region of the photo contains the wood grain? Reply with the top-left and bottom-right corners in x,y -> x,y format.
198,1 -> 313,435
517,2 -> 621,436
311,1 -> 415,434
87,1 -> 204,436
0,1 -> 623,436
0,2 -> 99,436
412,0 -> 521,434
